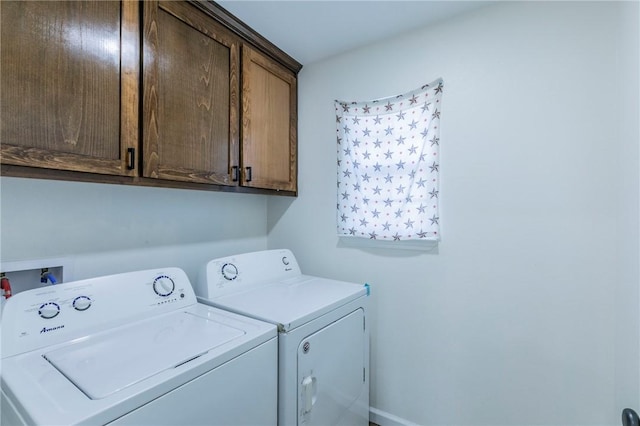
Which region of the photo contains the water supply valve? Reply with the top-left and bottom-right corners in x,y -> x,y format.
1,273 -> 12,299
41,268 -> 58,285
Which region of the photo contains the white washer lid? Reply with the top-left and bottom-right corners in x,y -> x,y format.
209,275 -> 366,331
44,311 -> 245,400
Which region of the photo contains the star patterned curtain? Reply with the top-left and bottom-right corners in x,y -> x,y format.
335,78 -> 443,241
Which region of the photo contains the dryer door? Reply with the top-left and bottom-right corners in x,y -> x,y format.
297,308 -> 366,425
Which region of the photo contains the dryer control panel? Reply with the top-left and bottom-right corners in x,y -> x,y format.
1,267 -> 197,357
196,249 -> 302,299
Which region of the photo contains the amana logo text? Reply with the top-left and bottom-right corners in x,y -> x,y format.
40,325 -> 65,334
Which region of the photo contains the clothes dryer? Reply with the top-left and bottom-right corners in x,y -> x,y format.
196,249 -> 369,426
1,267 -> 277,425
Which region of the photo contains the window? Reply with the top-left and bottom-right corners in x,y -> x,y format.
335,78 -> 443,241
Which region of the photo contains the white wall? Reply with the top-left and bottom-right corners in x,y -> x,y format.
0,178 -> 269,282
268,2 -> 640,425
614,0 -> 640,417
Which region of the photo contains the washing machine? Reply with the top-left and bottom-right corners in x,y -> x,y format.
195,249 -> 370,426
1,267 -> 277,425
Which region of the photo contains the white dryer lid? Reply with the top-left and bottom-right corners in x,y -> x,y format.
43,310 -> 245,400
208,275 -> 366,331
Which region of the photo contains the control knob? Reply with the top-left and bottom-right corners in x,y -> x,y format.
221,263 -> 238,281
153,275 -> 175,297
39,302 -> 60,319
73,296 -> 92,311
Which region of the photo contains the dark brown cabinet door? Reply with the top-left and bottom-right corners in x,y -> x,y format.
241,46 -> 297,193
0,1 -> 139,176
143,1 -> 239,186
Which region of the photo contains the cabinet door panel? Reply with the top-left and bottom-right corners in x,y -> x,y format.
143,1 -> 239,185
241,47 -> 297,192
0,0 -> 138,176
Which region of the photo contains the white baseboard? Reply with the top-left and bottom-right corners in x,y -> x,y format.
370,407 -> 420,426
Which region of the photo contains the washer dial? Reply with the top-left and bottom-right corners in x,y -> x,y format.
221,263 -> 238,281
153,275 -> 175,297
39,302 -> 60,319
73,296 -> 92,311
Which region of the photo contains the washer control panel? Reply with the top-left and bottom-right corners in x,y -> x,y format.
2,267 -> 197,357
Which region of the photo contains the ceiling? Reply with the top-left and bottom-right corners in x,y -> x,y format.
217,1 -> 493,65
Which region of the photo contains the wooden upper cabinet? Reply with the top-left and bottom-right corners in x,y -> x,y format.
142,1 -> 239,186
0,0 -> 139,176
241,46 -> 297,193
2,0 -> 300,195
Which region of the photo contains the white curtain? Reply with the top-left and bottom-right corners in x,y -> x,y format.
335,78 -> 443,241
